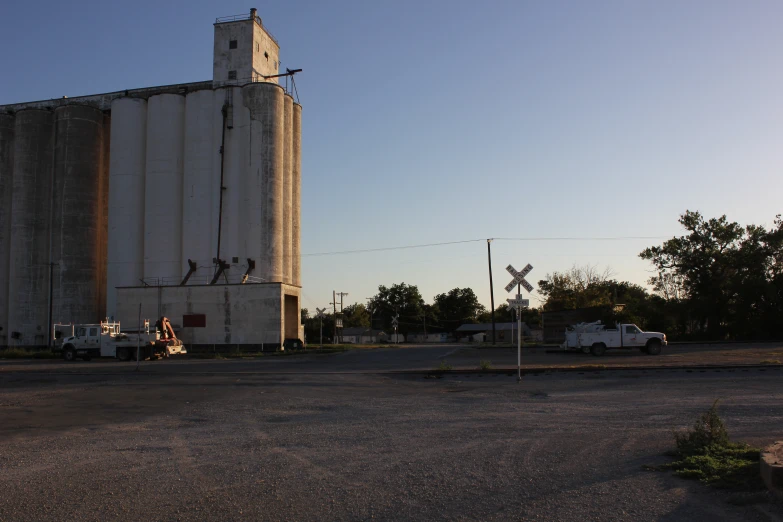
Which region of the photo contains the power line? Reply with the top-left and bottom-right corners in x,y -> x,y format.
302,236 -> 669,257
302,239 -> 485,257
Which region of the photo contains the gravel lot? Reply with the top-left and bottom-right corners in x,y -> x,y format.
1,367 -> 782,521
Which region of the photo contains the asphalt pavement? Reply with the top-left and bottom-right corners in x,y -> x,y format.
1,345 -> 783,521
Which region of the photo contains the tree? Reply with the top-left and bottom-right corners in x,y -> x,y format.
640,211 -> 783,340
342,303 -> 370,328
537,264 -> 615,311
433,288 -> 486,333
368,283 -> 424,335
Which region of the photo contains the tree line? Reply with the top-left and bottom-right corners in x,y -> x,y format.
303,211 -> 783,342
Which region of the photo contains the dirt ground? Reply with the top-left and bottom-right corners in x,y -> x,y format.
1,367 -> 782,521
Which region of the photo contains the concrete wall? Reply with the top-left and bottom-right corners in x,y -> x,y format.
106,98 -> 147,319
50,105 -> 107,327
7,110 -> 54,347
0,113 -> 14,345
116,283 -> 301,347
213,15 -> 279,86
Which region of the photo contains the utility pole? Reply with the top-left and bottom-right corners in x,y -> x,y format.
366,298 -> 374,343
487,239 -> 496,345
332,290 -> 337,344
337,291 -> 348,343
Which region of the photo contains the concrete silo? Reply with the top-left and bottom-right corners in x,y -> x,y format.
182,89 -> 217,277
106,98 -> 147,319
7,110 -> 54,347
282,95 -> 294,285
242,82 -> 285,283
0,113 -> 14,345
50,105 -> 107,327
292,102 -> 302,287
1,9 -> 304,350
143,94 -> 185,283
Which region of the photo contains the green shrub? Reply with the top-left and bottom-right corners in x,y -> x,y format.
479,360 -> 492,370
436,360 -> 453,371
650,400 -> 764,491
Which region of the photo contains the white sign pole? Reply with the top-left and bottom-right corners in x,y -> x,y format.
518,307 -> 522,382
506,263 -> 535,384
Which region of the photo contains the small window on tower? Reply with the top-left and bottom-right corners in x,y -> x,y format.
256,42 -> 259,52
228,70 -> 237,80
229,40 -> 238,49
264,51 -> 269,60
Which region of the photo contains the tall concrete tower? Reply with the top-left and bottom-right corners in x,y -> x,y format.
213,8 -> 280,86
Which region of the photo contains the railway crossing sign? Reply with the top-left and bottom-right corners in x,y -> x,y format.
316,308 -> 326,319
505,263 -> 534,293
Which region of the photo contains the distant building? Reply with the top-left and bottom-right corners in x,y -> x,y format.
406,332 -> 451,343
341,328 -> 386,344
455,322 -> 532,342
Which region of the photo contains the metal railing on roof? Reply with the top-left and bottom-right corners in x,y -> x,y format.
214,13 -> 279,46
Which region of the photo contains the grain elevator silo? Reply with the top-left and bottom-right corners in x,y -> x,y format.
0,9 -> 303,350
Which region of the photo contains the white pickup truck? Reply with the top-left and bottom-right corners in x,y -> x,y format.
561,322 -> 667,356
56,320 -> 186,362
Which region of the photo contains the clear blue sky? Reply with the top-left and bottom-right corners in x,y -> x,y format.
2,1 -> 782,313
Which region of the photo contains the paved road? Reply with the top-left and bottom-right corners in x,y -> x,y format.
1,368 -> 782,520
3,342 -> 783,375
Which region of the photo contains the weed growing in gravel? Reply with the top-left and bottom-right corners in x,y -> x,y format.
647,400 -> 764,491
479,360 -> 492,370
436,360 -> 453,371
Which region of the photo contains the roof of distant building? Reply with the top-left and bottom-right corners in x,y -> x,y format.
341,327 -> 385,336
455,322 -> 530,332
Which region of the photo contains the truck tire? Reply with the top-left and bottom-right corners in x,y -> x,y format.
117,347 -> 130,362
590,343 -> 607,356
580,346 -> 591,355
646,339 -> 662,356
63,345 -> 76,362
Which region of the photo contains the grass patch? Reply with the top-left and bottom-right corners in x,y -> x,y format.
760,359 -> 781,365
647,400 -> 764,492
0,348 -> 59,360
479,359 -> 492,371
435,360 -> 453,371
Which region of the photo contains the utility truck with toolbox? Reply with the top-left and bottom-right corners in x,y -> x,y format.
561,321 -> 667,356
55,317 -> 186,362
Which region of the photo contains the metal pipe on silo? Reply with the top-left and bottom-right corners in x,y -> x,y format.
107,98 -> 147,318
143,94 -> 185,283
215,87 -> 245,270
50,105 -> 105,326
282,94 -> 293,285
7,110 -> 54,348
292,103 -> 302,287
0,113 -> 14,345
183,90 -> 217,279
241,83 -> 285,283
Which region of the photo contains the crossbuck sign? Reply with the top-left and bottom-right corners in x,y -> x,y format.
505,264 -> 534,294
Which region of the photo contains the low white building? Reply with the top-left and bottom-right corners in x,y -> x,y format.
340,328 -> 386,344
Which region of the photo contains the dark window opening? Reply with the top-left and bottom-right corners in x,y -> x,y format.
229,40 -> 237,49
264,51 -> 269,60
228,70 -> 237,80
